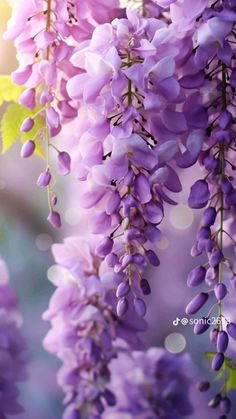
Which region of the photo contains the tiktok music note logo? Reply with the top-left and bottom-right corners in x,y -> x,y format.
173,317 -> 180,326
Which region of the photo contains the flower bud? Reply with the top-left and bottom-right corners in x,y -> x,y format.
37,169 -> 51,187
117,297 -> 129,317
202,207 -> 216,227
194,317 -> 210,335
214,283 -> 227,300
20,117 -> 34,132
217,331 -> 229,353
211,353 -> 224,371
188,180 -> 210,209
133,297 -> 146,317
220,397 -> 231,414
209,249 -> 223,268
20,140 -> 35,158
226,322 -> 236,339
103,389 -> 116,407
187,266 -> 206,288
197,380 -> 210,392
19,88 -> 36,109
47,211 -> 61,228
105,253 -> 118,268
185,292 -> 209,315
145,249 -> 160,266
208,393 -> 221,408
116,282 -> 130,299
46,106 -> 60,129
58,151 -> 71,176
140,278 -> 151,295
95,237 -> 113,258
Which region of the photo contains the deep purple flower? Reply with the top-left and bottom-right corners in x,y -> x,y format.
188,180 -> 210,209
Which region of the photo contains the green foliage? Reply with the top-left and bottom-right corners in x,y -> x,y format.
205,352 -> 236,392
0,75 -> 23,106
0,102 -> 45,157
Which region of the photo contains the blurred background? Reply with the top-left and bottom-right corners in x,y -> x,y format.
0,1 -> 234,418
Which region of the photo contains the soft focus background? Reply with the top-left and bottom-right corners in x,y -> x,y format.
0,1 -> 234,418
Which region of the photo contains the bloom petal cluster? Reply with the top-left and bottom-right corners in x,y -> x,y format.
0,258 -> 27,417
66,9 -> 184,319
43,236 -> 146,418
104,347 -> 193,419
5,0 -> 121,227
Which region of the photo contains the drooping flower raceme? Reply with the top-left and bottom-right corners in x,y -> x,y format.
66,9 -> 184,320
4,0 -> 121,227
43,236 -> 146,419
172,0 -> 236,415
104,347 -> 193,419
0,258 -> 27,417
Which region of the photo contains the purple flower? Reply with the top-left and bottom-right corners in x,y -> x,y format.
105,348 -> 193,418
188,180 -> 210,209
0,258 -> 27,416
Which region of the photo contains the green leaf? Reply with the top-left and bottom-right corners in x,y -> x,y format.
205,352 -> 236,392
1,102 -> 45,158
0,75 -> 23,105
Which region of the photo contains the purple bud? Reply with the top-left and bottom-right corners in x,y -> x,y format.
20,117 -> 34,132
40,91 -> 53,106
187,266 -> 206,288
221,178 -> 232,195
133,253 -> 146,266
124,229 -> 142,242
194,317 -> 210,335
95,237 -> 113,258
208,394 -> 221,408
20,140 -> 35,158
52,194 -> 58,205
37,169 -> 51,187
219,110 -> 232,130
185,292 -> 209,315
203,155 -> 218,171
220,397 -> 231,414
116,282 -> 130,299
210,328 -> 219,344
145,249 -> 160,266
58,151 -> 71,176
103,389 -> 116,407
197,227 -> 211,240
117,297 -> 129,317
211,353 -> 224,371
105,253 -> 118,268
47,211 -> 61,228
214,283 -> 227,300
209,249 -> 224,268
202,207 -> 217,227
140,278 -> 151,295
134,173 -> 151,204
226,322 -> 236,339
188,180 -> 210,209
217,331 -> 229,353
197,380 -> 210,392
19,88 -> 36,109
145,225 -> 161,244
133,297 -> 146,317
46,106 -> 60,129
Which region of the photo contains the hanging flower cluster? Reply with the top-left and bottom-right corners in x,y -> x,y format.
105,348 -> 193,419
43,236 -> 147,418
66,8 -> 186,320
4,0 -> 120,227
172,0 -> 236,415
0,258 -> 27,417
3,0 -> 236,418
